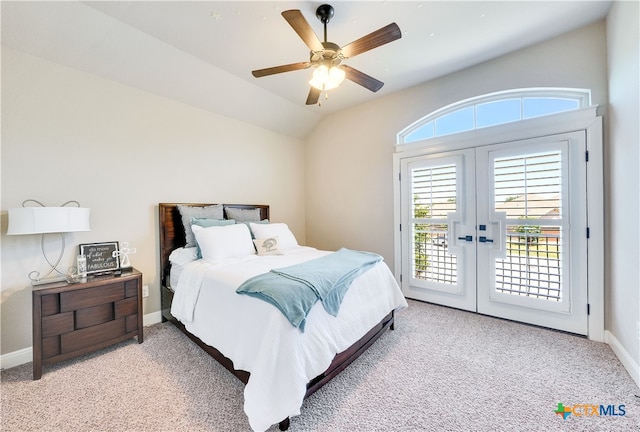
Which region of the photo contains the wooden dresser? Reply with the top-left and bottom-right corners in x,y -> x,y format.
32,269 -> 143,379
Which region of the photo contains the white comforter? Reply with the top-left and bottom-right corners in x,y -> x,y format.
171,246 -> 407,431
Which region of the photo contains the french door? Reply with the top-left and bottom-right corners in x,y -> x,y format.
400,132 -> 588,335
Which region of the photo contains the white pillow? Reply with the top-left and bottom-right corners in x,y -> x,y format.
253,236 -> 282,256
168,247 -> 199,266
192,223 -> 255,262
250,223 -> 298,250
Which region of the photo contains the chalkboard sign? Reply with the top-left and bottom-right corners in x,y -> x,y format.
79,242 -> 120,275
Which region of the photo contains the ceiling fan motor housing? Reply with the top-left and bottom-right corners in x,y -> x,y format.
310,41 -> 342,67
316,4 -> 334,24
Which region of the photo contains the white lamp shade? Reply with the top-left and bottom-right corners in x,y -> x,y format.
7,207 -> 91,235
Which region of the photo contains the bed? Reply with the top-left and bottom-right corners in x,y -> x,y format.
158,203 -> 407,431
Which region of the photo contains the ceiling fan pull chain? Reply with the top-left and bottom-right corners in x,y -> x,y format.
318,90 -> 329,106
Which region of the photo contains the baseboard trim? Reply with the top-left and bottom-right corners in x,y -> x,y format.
1,311 -> 164,371
143,311 -> 163,327
605,330 -> 640,388
0,346 -> 32,371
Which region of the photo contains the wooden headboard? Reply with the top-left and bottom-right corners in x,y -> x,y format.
158,203 -> 269,287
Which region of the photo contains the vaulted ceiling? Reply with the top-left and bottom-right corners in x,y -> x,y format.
2,1 -> 612,138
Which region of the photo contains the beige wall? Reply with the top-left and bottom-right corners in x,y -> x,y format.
306,21 -> 608,268
1,48 -> 306,355
3,10 -> 637,382
606,0 -> 640,382
307,15 -> 640,381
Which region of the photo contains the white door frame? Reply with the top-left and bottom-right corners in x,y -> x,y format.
393,107 -> 604,341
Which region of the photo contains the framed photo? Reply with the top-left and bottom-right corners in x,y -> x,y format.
79,242 -> 120,275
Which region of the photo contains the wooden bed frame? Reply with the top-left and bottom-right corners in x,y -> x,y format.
158,203 -> 395,431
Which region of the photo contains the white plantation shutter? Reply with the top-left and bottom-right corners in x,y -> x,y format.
411,164 -> 458,284
493,151 -> 564,301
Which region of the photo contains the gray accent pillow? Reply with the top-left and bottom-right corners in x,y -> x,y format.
225,207 -> 261,222
178,204 -> 224,247
191,217 -> 235,228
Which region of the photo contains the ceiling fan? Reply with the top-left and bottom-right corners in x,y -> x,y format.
251,4 -> 402,105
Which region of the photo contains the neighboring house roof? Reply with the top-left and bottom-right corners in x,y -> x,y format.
495,193 -> 560,219
418,194 -> 560,219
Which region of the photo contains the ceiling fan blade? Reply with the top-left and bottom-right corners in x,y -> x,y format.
342,65 -> 384,92
252,62 -> 311,78
340,23 -> 402,59
282,10 -> 323,52
305,87 -> 321,105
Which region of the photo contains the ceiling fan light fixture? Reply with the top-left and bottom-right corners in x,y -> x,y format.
309,64 -> 345,90
251,6 -> 401,105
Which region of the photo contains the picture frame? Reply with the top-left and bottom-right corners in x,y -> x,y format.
79,241 -> 120,275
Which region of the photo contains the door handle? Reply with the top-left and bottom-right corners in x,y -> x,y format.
479,213 -> 506,258
458,235 -> 473,242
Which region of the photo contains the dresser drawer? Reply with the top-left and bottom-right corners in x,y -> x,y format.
115,297 -> 138,318
41,294 -> 61,316
43,336 -> 61,359
60,284 -> 124,312
61,319 -> 125,354
125,315 -> 139,333
124,279 -> 139,298
76,303 -> 114,329
41,312 -> 74,337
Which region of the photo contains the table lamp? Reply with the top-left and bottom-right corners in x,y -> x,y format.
7,199 -> 91,285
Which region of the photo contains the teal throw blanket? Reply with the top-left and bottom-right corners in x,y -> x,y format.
236,248 -> 382,331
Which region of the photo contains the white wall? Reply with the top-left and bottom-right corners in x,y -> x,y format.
306,21 -> 608,268
1,47 -> 306,356
606,0 -> 640,384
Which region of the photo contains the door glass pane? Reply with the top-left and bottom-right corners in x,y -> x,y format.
411,164 -> 457,284
493,151 -> 563,301
499,225 -> 562,300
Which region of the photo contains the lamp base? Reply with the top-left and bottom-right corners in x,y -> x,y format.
28,232 -> 75,286
31,275 -> 69,286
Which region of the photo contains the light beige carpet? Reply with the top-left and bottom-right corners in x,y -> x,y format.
1,300 -> 638,431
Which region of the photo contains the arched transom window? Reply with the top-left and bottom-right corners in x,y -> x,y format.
398,88 -> 591,145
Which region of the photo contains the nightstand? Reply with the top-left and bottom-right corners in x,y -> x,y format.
32,269 -> 143,380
